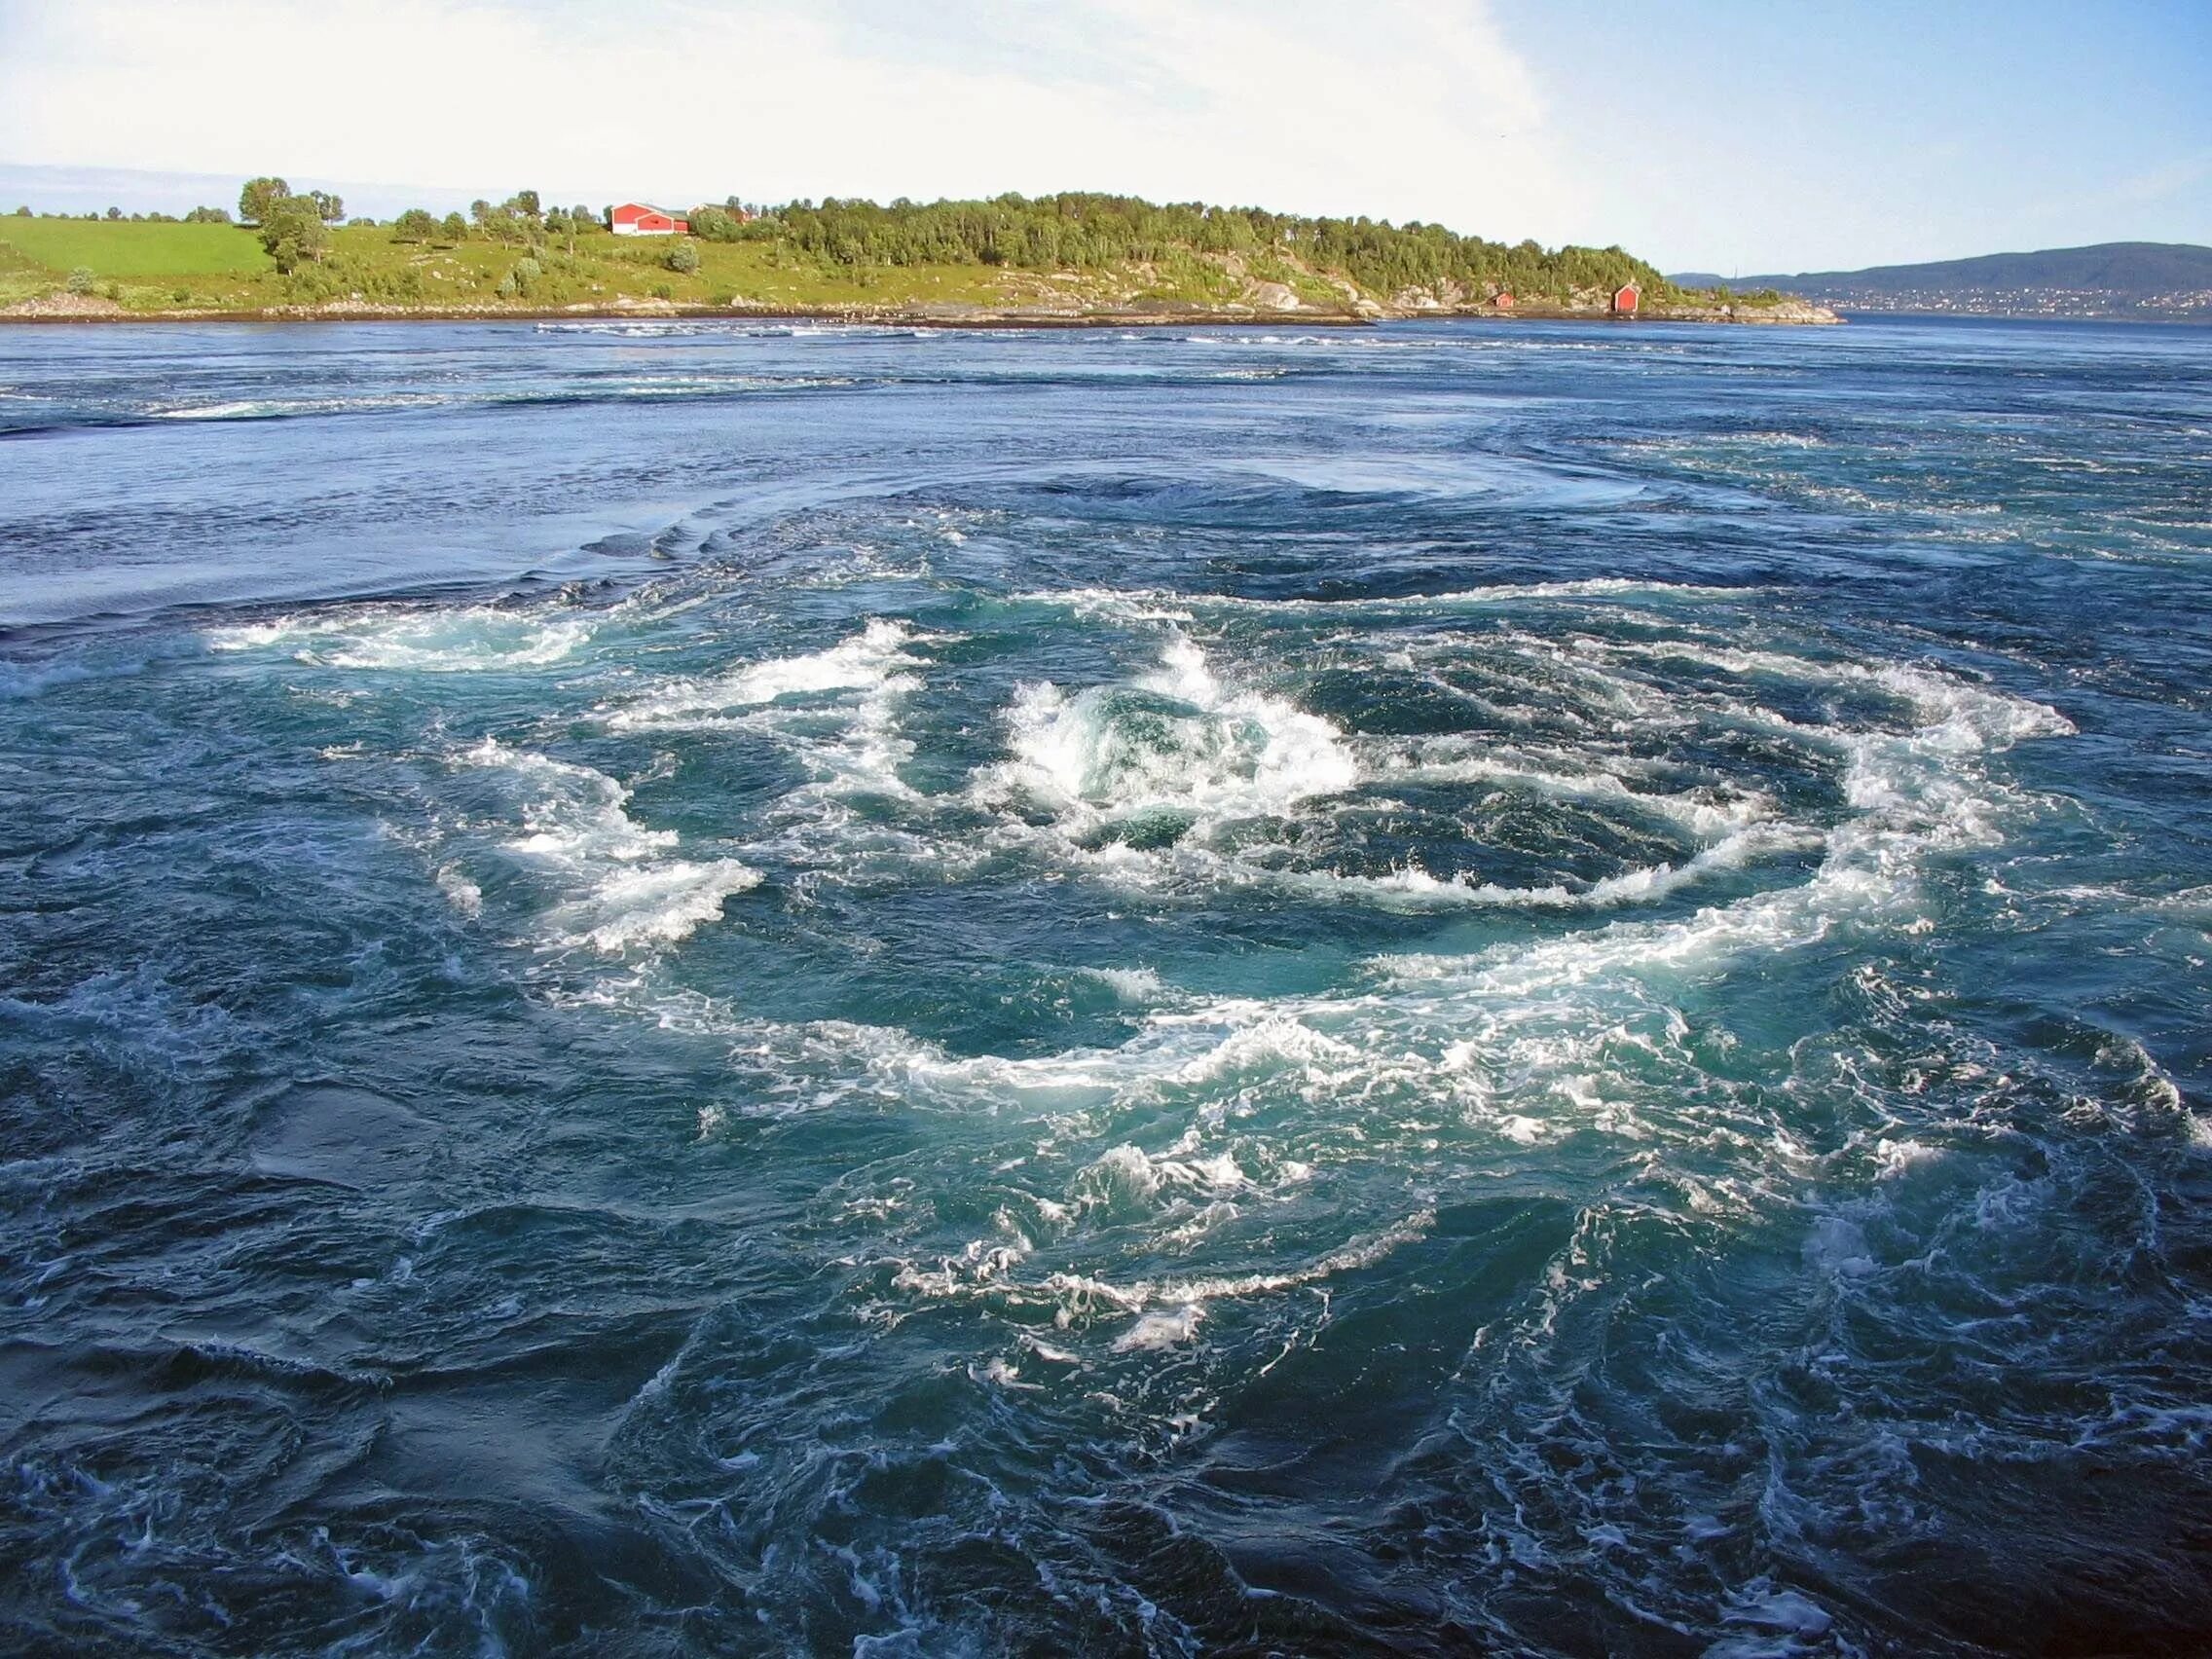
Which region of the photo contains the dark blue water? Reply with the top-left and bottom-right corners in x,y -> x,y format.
3,316 -> 2210,1656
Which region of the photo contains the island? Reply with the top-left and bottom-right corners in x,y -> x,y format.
1,183 -> 1839,326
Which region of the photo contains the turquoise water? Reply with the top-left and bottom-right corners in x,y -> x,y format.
2,316 -> 2209,1655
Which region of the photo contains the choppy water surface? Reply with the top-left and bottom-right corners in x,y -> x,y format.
3,316 -> 2210,1656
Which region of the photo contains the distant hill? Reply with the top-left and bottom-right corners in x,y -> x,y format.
1669,242 -> 2212,318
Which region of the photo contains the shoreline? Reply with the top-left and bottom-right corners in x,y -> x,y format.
0,298 -> 1843,328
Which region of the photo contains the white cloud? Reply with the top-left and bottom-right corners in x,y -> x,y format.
0,0 -> 1593,242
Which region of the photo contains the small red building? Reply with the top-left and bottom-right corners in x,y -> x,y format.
1493,290 -> 1515,311
1611,282 -> 1641,316
611,203 -> 690,237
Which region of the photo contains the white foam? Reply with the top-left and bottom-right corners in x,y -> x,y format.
1078,966 -> 1170,1004
1379,743 -> 1773,838
1015,576 -> 1735,623
459,738 -> 760,951
977,632 -> 1357,831
553,860 -> 764,951
1240,822 -> 1813,915
209,606 -> 594,672
605,618 -> 926,729
1113,1306 -> 1204,1351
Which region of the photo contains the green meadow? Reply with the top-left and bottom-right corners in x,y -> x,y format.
0,218 -> 1217,314
0,218 -> 273,277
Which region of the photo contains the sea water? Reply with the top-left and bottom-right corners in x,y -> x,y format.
1,316 -> 2208,1654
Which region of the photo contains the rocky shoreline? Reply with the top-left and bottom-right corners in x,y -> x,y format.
0,292 -> 1843,328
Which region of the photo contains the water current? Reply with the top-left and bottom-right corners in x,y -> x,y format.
2,316 -> 2209,1655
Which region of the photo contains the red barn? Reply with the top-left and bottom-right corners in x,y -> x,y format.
611,203 -> 690,237
1493,290 -> 1515,311
1611,282 -> 1641,316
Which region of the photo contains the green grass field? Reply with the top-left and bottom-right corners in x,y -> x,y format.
0,218 -> 273,277
0,218 -> 1065,313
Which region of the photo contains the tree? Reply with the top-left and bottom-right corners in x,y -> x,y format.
66,267 -> 95,295
571,204 -> 594,232
13,205 -> 29,216
310,190 -> 344,224
239,176 -> 290,225
690,206 -> 741,241
440,211 -> 467,241
509,189 -> 540,220
105,205 -> 122,220
498,256 -> 544,299
256,193 -> 329,272
392,208 -> 438,243
184,204 -> 231,224
665,239 -> 700,275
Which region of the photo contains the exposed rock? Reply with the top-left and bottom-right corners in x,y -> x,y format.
1,291 -> 127,317
1247,280 -> 1303,311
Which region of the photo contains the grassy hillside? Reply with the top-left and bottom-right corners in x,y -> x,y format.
0,218 -> 272,277
0,195 -> 1699,318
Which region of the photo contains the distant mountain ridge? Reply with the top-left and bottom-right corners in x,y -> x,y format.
1668,241 -> 2212,318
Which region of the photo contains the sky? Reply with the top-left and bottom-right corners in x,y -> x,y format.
0,0 -> 2206,273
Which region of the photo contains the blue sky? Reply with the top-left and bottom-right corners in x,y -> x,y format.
0,0 -> 2205,272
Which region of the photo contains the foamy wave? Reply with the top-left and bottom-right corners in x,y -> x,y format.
892,1204 -> 1436,1345
459,738 -> 759,951
976,633 -> 1357,830
1014,576 -> 1737,621
1248,822 -> 1814,914
604,618 -> 925,730
153,393 -> 447,421
209,605 -> 596,672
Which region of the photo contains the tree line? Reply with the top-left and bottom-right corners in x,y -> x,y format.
728,194 -> 1670,300
11,204 -> 235,222
235,179 -> 1668,298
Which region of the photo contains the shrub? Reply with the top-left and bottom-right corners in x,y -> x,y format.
665,239 -> 700,275
440,211 -> 466,241
66,267 -> 95,295
498,256 -> 544,300
12,204 -> 27,216
690,206 -> 741,241
392,208 -> 438,243
183,204 -> 231,224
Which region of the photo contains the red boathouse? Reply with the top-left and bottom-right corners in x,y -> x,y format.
611,203 -> 690,237
1611,282 -> 1641,316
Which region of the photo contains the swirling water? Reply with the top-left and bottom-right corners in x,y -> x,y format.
1,315 -> 2209,1656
